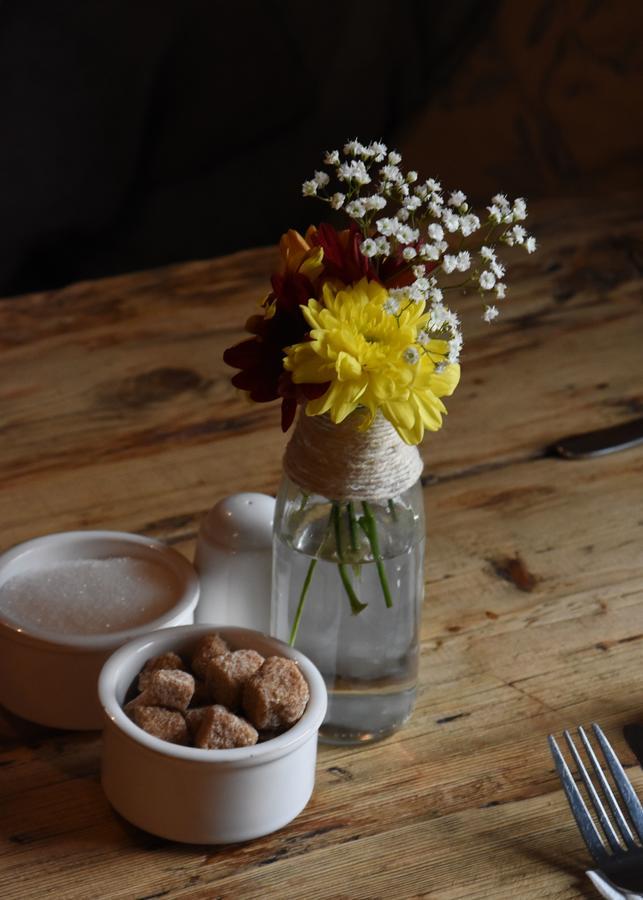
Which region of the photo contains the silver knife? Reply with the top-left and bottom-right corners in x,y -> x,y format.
551,417 -> 643,459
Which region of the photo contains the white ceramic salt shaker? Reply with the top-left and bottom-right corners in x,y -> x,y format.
193,493 -> 275,632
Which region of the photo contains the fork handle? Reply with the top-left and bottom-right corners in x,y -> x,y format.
587,870 -> 643,899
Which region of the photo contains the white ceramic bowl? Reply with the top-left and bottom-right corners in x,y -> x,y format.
98,624 -> 328,844
0,531 -> 199,730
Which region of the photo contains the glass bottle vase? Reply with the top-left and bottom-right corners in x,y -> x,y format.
271,474 -> 425,745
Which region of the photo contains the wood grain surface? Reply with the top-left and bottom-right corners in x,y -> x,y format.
0,194 -> 642,899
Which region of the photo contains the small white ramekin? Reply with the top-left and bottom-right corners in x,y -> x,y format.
0,531 -> 199,730
98,624 -> 328,844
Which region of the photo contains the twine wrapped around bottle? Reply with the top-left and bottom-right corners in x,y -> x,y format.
283,411 -> 423,501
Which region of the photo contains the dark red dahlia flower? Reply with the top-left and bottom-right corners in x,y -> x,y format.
223,268 -> 328,431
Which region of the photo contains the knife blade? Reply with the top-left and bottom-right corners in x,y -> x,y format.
550,417 -> 643,459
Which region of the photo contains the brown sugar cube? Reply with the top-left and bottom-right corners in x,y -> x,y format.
206,649 -> 265,709
130,706 -> 188,745
138,652 -> 184,690
137,669 -> 195,711
124,696 -> 142,716
185,706 -> 209,740
194,705 -> 258,750
242,656 -> 310,731
191,633 -> 229,679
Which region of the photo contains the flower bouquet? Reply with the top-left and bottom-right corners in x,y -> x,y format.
225,139 -> 535,742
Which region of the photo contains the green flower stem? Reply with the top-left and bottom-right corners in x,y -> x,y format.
332,501 -> 345,559
288,558 -> 317,647
332,503 -> 367,615
337,561 -> 367,615
360,502 -> 394,609
347,501 -> 359,552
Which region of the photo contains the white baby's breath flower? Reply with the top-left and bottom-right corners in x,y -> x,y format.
353,161 -> 371,185
449,190 -> 466,208
492,193 -> 510,213
403,246 -> 417,260
344,139 -> 365,156
313,170 -> 329,188
397,182 -> 410,198
512,224 -> 526,244
490,260 -> 505,279
479,271 -> 496,290
338,160 -> 371,185
302,180 -> 318,197
448,333 -> 463,363
496,283 -> 507,299
360,238 -> 378,258
512,197 -> 527,221
429,301 -> 448,329
376,217 -> 398,236
380,164 -> 403,183
364,194 -> 387,211
483,305 -> 499,323
420,242 -> 441,261
330,192 -> 345,210
368,140 -> 387,161
442,254 -> 458,274
383,297 -> 400,315
428,200 -> 443,217
388,150 -> 402,165
403,346 -> 420,364
406,170 -> 418,183
324,149 -> 340,166
396,224 -> 419,245
526,235 -> 537,253
417,329 -> 431,346
396,207 -> 410,222
345,199 -> 366,219
405,195 -> 422,211
428,223 -> 444,241
414,183 -> 429,200
480,245 -> 496,262
446,310 -> 460,332
487,204 -> 502,223
455,251 -> 471,272
442,209 -> 460,233
375,236 -> 391,255
414,276 -> 430,292
428,286 -> 444,303
413,264 -> 426,278
460,213 -> 481,236
426,178 -> 441,193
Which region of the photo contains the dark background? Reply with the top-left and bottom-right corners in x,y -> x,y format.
0,0 -> 641,298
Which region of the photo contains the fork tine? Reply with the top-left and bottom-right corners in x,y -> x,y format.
593,723 -> 643,843
563,730 -> 622,853
578,725 -> 637,849
548,734 -> 608,863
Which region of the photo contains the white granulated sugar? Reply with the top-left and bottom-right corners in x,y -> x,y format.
0,557 -> 179,635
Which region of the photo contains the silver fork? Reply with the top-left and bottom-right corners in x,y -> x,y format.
549,724 -> 643,897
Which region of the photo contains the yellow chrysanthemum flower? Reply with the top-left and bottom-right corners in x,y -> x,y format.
283,279 -> 460,445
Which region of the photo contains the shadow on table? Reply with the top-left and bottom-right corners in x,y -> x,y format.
511,833 -> 599,900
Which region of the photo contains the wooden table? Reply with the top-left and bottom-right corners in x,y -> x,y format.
1,194 -> 642,899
